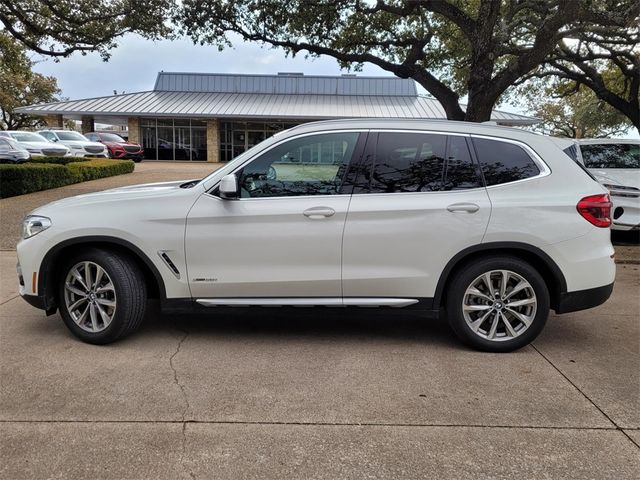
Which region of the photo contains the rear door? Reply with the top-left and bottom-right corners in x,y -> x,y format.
342,131 -> 491,300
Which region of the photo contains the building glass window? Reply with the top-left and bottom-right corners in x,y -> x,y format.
138,118 -> 208,161
219,120 -> 300,163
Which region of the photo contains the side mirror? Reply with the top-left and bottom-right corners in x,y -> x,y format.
219,173 -> 239,199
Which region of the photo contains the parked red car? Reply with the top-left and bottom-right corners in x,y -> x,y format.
85,132 -> 143,162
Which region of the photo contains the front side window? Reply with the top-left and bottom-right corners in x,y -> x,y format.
580,143 -> 640,169
236,132 -> 360,198
473,138 -> 540,186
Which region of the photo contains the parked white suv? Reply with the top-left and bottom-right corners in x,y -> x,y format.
17,120 -> 615,351
38,129 -> 108,157
577,139 -> 639,231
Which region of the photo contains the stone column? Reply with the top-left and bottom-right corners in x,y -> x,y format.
44,114 -> 63,128
206,118 -> 220,163
127,117 -> 140,145
81,116 -> 95,134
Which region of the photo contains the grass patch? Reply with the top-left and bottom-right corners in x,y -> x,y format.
0,158 -> 135,198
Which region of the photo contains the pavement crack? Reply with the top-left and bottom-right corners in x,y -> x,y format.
169,325 -> 194,479
531,343 -> 640,451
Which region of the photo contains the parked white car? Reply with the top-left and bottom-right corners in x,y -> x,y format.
577,139 -> 639,231
38,129 -> 108,158
0,137 -> 30,163
17,120 -> 615,351
5,131 -> 71,158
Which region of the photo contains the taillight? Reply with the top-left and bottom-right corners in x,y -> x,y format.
577,194 -> 612,228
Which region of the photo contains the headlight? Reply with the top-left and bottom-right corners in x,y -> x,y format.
71,145 -> 84,150
22,215 -> 52,239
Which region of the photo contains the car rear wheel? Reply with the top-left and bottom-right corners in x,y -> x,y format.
57,248 -> 147,344
446,256 -> 549,352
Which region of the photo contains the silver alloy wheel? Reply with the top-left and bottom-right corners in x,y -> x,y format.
63,261 -> 117,333
462,270 -> 537,342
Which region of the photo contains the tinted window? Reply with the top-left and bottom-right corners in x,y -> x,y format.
56,131 -> 88,141
473,138 -> 540,185
580,143 -> 640,169
444,136 -> 482,190
369,133 -> 447,193
10,132 -> 48,142
237,132 -> 359,198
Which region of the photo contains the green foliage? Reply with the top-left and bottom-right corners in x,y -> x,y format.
0,163 -> 71,198
67,158 -> 134,181
0,0 -> 172,59
529,86 -> 633,138
0,32 -> 61,130
0,159 -> 134,198
175,0 -> 639,123
27,156 -> 90,165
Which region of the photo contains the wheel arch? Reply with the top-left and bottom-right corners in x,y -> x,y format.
38,236 -> 165,310
433,242 -> 567,312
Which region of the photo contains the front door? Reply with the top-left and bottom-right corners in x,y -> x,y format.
185,131 -> 364,299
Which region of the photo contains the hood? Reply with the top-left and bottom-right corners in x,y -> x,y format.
34,180 -> 201,214
64,140 -> 105,149
103,140 -> 141,148
590,169 -> 640,188
19,141 -> 69,151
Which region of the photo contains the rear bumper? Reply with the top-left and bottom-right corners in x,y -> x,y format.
555,282 -> 614,314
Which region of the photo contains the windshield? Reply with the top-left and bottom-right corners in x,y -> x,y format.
581,143 -> 640,169
9,132 -> 48,142
99,133 -> 125,142
56,131 -> 89,141
2,138 -> 26,150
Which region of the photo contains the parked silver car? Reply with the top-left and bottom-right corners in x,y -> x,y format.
0,137 -> 30,163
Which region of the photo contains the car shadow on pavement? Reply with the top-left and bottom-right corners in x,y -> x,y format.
140,303 -> 463,349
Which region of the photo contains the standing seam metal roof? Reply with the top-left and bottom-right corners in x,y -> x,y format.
15,72 -> 537,124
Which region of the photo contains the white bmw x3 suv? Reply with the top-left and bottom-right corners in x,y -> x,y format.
17,119 -> 615,351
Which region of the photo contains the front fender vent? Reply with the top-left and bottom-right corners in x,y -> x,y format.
158,251 -> 180,279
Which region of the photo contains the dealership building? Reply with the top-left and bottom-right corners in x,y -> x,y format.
17,72 -> 537,163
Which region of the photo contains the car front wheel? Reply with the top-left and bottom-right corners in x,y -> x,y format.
446,256 -> 549,352
57,248 -> 147,344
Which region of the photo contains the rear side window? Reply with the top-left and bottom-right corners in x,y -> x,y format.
580,143 -> 640,169
365,133 -> 482,193
473,138 -> 540,186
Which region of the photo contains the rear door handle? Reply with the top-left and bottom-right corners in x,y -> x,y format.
447,203 -> 480,214
303,206 -> 335,219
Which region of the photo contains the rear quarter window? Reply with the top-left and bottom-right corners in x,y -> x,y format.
472,138 -> 540,186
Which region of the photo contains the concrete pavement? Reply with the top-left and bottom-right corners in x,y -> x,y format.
1,160 -> 638,478
1,251 -> 638,478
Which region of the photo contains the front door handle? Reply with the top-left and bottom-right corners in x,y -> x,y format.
303,206 -> 335,219
447,203 -> 480,214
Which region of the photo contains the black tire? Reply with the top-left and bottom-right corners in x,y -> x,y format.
57,248 -> 147,344
445,256 -> 549,352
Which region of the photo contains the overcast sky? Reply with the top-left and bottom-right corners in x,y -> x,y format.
31,34 -> 393,99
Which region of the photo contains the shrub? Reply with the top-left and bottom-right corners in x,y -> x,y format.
67,159 -> 134,181
0,163 -> 74,198
28,156 -> 89,165
0,159 -> 135,198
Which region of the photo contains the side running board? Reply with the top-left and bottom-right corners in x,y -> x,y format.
195,298 -> 419,308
